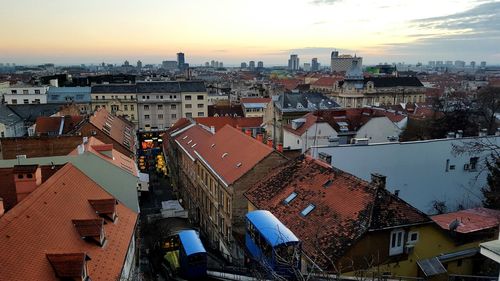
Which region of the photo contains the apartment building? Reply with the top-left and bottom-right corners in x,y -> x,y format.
2,85 -> 49,104
180,81 -> 208,119
90,84 -> 138,126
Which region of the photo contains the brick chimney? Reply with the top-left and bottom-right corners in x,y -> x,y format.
0,198 -> 4,217
371,173 -> 386,190
13,165 -> 42,202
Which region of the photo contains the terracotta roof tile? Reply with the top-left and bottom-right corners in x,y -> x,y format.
35,116 -> 83,135
432,208 -> 500,233
194,116 -> 263,132
240,98 -> 272,104
0,163 -> 138,281
245,156 -> 429,269
89,108 -> 135,152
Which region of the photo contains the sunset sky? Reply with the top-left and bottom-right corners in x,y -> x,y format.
1,0 -> 499,66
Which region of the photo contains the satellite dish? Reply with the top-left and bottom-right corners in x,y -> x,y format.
449,219 -> 460,232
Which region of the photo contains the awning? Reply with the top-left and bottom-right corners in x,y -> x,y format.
417,257 -> 447,277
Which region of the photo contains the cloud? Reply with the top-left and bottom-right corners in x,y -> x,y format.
310,0 -> 342,5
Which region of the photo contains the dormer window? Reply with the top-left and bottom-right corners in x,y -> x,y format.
46,252 -> 91,281
89,199 -> 117,222
72,218 -> 106,246
300,204 -> 315,217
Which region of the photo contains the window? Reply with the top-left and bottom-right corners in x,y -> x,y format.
185,95 -> 192,100
160,95 -> 163,99
33,99 -> 40,104
11,90 -> 17,94
131,95 -> 134,100
283,192 -> 297,204
389,229 -> 405,256
197,104 -> 204,108
185,104 -> 192,109
102,96 -> 105,100
157,104 -> 163,110
11,99 -> 17,104
124,105 -> 128,111
144,105 -> 149,110
142,96 -> 146,99
95,96 -> 99,100
23,99 -> 29,104
171,114 -> 177,119
171,104 -> 177,110
144,114 -> 150,120
23,90 -> 28,94
34,89 -> 40,94
186,113 -> 192,118
300,204 -> 315,216
197,112 -> 204,117
111,105 -> 119,112
131,114 -> 135,120
131,105 -> 134,110
469,157 -> 479,171
158,114 -> 163,119
408,231 -> 419,244
197,95 -> 204,100
146,96 -> 150,99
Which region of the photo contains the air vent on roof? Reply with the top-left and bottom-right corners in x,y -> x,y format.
191,143 -> 197,148
236,162 -> 242,168
187,140 -> 192,144
182,136 -> 188,140
222,152 -> 228,158
211,143 -> 215,148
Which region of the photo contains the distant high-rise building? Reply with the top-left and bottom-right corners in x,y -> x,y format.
241,62 -> 247,68
288,54 -> 299,71
303,63 -> 311,71
257,61 -> 264,68
470,61 -> 476,68
436,61 -> 443,66
311,58 -> 319,71
177,52 -> 185,69
428,61 -> 436,67
162,60 -> 178,70
205,62 -> 210,67
214,61 -> 219,68
219,62 -> 223,68
249,61 -> 256,70
331,52 -> 362,72
137,60 -> 142,69
454,60 -> 465,68
210,60 -> 215,67
445,61 -> 453,66
480,61 -> 486,67
124,60 -> 130,66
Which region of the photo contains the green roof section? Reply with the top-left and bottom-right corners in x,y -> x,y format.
0,153 -> 140,213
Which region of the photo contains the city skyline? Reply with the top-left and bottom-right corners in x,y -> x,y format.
1,0 -> 499,65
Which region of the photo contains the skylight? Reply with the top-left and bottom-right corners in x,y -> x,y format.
182,136 -> 188,140
300,204 -> 315,216
191,143 -> 197,148
222,152 -> 228,158
323,179 -> 332,188
236,162 -> 242,168
283,192 -> 297,204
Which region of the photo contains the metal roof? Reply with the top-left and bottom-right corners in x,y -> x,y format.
417,257 -> 447,277
178,230 -> 206,256
246,210 -> 300,247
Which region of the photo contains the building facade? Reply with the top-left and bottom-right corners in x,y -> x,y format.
331,51 -> 363,72
90,84 -> 138,126
47,86 -> 92,113
2,85 -> 49,105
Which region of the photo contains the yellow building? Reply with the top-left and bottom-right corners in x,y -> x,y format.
91,84 -> 138,126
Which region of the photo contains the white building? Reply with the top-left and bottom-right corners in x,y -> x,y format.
2,85 -> 49,104
283,114 -> 338,152
310,135 -> 500,213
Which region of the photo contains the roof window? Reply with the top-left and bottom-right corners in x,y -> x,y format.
300,204 -> 316,217
283,192 -> 297,204
236,162 -> 242,168
222,152 -> 228,158
182,136 -> 188,140
323,179 -> 333,188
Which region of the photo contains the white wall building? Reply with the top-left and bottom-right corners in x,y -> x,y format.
310,135 -> 500,213
355,116 -> 402,143
283,116 -> 338,152
2,85 -> 48,104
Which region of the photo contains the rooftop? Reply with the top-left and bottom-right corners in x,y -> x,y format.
89,108 -> 135,152
0,163 -> 137,281
194,116 -> 263,132
432,208 -> 500,234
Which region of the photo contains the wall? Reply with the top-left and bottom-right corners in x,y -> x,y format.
181,92 -> 208,118
90,93 -> 138,125
137,94 -> 182,131
284,122 -> 338,152
355,117 -> 401,143
77,123 -> 133,156
310,136 -> 500,213
0,135 -> 83,159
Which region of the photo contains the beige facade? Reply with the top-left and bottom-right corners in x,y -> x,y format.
181,92 -> 208,118
90,92 -> 138,125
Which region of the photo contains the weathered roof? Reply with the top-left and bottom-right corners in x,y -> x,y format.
91,81 -> 206,94
364,77 -> 424,88
432,208 -> 500,234
35,116 -> 84,136
7,104 -> 63,123
89,108 -> 135,152
0,104 -> 22,125
175,124 -> 274,186
275,92 -> 340,112
47,87 -> 91,103
91,84 -> 137,93
245,156 -> 430,269
283,113 -> 326,136
0,163 -> 137,281
208,104 -> 244,117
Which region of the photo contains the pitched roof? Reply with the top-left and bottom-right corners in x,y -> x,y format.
208,104 -> 244,117
432,208 -> 500,234
245,156 -> 430,269
364,77 -> 424,87
240,97 -> 272,104
194,116 -> 263,132
0,104 -> 22,125
175,124 -> 274,186
7,104 -> 63,123
89,108 -> 135,152
283,113 -> 325,136
35,116 -> 84,136
68,137 -> 138,176
311,77 -> 341,87
0,163 -> 137,281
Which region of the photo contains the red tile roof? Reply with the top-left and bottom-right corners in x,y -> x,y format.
283,113 -> 326,136
89,108 -> 135,152
245,156 -> 430,269
194,116 -> 263,132
68,137 -> 138,176
432,208 -> 500,234
276,78 -> 303,91
35,116 -> 84,135
311,77 -> 341,87
175,124 -> 274,186
0,163 -> 138,281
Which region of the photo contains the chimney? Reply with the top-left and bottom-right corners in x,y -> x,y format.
256,134 -> 264,143
245,129 -> 252,137
479,128 -> 488,137
446,132 -> 455,139
371,173 -> 386,190
277,143 -> 283,152
267,139 -> 273,148
13,165 -> 42,202
0,198 -> 4,217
